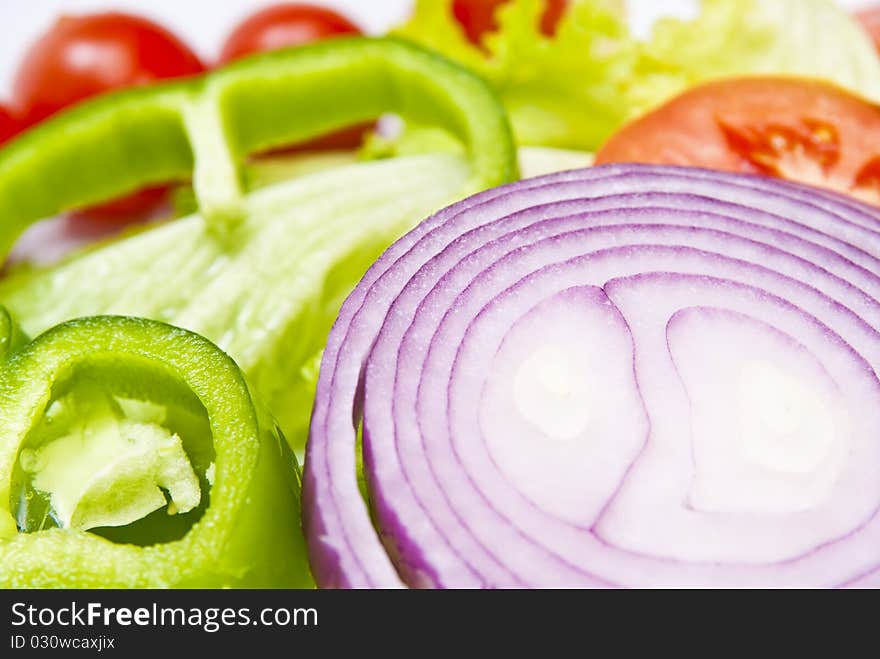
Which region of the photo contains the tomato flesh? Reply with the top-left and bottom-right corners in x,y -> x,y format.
716,117 -> 840,178
596,77 -> 880,206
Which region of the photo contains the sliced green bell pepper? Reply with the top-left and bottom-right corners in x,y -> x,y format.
0,312 -> 311,588
0,37 -> 516,450
0,307 -> 26,362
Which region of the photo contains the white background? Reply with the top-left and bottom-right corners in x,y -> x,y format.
0,0 -> 874,98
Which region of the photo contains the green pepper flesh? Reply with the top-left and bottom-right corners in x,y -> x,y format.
0,38 -> 517,450
0,315 -> 311,588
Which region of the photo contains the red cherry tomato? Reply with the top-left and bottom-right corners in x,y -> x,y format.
452,0 -> 567,46
218,3 -> 362,64
0,104 -> 24,145
15,12 -> 205,124
219,3 -> 365,151
71,186 -> 170,225
12,12 -> 205,221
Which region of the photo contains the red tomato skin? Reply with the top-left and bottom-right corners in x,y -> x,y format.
219,3 -> 365,151
14,12 -> 205,126
11,12 -> 205,220
595,77 -> 880,205
69,186 -> 170,225
540,0 -> 567,36
0,104 -> 24,144
218,3 -> 362,65
452,0 -> 567,46
453,0 -> 504,44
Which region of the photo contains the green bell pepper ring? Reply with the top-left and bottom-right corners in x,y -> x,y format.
0,37 -> 516,451
0,313 -> 311,588
0,36 -> 516,249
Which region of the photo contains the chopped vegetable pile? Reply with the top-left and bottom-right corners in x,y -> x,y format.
0,37 -> 516,454
398,0 -> 880,150
1,0 -> 880,589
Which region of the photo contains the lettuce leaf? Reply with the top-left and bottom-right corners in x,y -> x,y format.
397,0 -> 633,151
396,0 -> 880,151
630,0 -> 880,115
0,154 -> 470,452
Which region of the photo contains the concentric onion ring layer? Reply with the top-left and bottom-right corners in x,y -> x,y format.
304,164 -> 880,588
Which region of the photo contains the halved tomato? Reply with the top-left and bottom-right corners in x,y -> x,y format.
595,77 -> 880,205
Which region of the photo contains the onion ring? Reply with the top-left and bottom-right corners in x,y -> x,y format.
304,164 -> 880,588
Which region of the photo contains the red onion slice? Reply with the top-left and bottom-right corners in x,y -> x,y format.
303,164 -> 880,588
